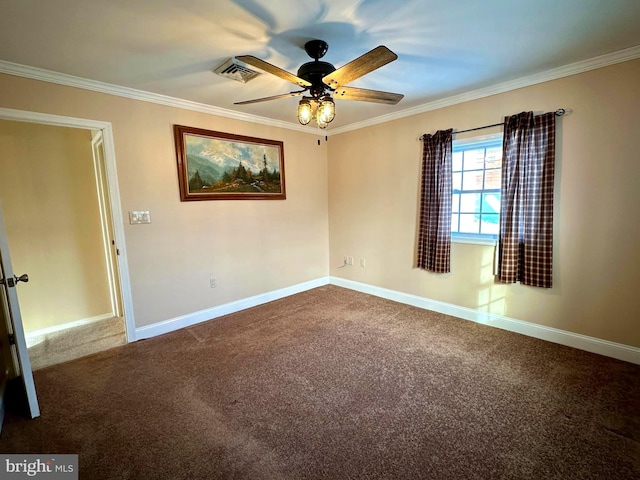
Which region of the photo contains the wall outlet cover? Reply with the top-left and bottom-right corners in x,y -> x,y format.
129,210 -> 151,224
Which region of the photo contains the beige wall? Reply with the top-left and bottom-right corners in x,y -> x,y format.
0,121 -> 112,332
328,59 -> 640,348
0,74 -> 330,329
1,59 -> 637,349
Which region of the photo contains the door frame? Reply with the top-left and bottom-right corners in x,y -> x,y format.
91,130 -> 124,319
0,107 -> 136,342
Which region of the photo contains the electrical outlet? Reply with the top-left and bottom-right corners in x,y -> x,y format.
360,258 -> 366,267
210,277 -> 217,288
348,256 -> 354,266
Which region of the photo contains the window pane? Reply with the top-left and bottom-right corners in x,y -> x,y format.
481,193 -> 501,214
463,149 -> 485,170
451,135 -> 503,240
452,172 -> 462,192
485,168 -> 501,189
480,214 -> 500,235
452,151 -> 463,171
451,214 -> 459,232
462,170 -> 483,190
485,147 -> 502,168
460,193 -> 480,212
459,214 -> 480,234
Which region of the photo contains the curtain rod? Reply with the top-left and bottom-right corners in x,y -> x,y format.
419,108 -> 566,140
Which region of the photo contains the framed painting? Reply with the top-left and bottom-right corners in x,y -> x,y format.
174,125 -> 286,201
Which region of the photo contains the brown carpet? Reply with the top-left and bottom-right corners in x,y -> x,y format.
1,285 -> 638,479
27,316 -> 126,370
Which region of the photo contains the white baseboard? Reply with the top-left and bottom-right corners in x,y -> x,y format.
329,277 -> 640,365
131,275 -> 639,365
135,277 -> 331,340
25,313 -> 115,345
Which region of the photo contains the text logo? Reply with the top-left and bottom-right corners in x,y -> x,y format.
1,455 -> 78,479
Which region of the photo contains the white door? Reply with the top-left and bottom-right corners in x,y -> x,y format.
0,197 -> 40,432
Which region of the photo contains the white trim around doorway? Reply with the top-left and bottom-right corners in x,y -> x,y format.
0,107 -> 137,342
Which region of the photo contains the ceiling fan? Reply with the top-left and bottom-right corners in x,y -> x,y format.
234,40 -> 403,127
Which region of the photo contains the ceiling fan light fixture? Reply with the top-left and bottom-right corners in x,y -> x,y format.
235,41 -> 402,127
317,96 -> 335,124
297,98 -> 314,125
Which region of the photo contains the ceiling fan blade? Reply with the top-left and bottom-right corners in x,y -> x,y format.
333,86 -> 404,105
234,90 -> 306,105
322,46 -> 398,89
236,55 -> 311,88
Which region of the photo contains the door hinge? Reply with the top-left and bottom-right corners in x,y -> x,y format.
8,333 -> 15,345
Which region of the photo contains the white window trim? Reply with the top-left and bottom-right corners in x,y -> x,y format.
453,132 -> 503,146
452,235 -> 497,246
451,132 -> 503,246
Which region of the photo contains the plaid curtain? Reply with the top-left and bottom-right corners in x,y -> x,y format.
498,111 -> 556,287
417,129 -> 453,273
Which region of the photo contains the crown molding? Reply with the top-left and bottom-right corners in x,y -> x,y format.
329,44 -> 640,135
1,44 -> 639,135
0,60 -> 312,134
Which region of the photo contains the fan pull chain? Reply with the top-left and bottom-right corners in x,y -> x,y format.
316,122 -> 329,145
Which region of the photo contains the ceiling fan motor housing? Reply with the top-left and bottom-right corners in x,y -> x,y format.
297,61 -> 335,97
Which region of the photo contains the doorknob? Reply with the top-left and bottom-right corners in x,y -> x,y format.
0,274 -> 28,288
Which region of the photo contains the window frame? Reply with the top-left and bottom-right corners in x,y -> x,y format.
451,133 -> 503,245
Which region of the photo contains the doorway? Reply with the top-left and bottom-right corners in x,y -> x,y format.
0,108 -> 135,374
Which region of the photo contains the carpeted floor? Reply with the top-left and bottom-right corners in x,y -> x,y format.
27,316 -> 126,370
1,285 -> 639,479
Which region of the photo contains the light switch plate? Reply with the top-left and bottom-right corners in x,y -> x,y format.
129,210 -> 151,224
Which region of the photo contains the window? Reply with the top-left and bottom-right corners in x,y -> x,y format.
451,134 -> 503,243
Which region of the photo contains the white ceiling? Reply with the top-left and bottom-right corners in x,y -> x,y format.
1,0 -> 640,130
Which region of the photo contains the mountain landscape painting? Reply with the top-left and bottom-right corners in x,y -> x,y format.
174,125 -> 286,201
